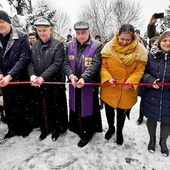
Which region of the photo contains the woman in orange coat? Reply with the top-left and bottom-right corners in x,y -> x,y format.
100,24 -> 148,145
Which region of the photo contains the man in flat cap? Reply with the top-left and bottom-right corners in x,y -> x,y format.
63,21 -> 103,147
0,10 -> 32,139
73,21 -> 89,30
34,18 -> 51,27
28,18 -> 68,141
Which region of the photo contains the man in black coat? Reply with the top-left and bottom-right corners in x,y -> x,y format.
63,21 -> 103,147
0,10 -> 32,139
28,18 -> 68,141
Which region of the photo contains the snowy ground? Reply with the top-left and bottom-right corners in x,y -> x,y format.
0,97 -> 170,170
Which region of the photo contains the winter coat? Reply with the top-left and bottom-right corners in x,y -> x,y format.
100,34 -> 148,109
141,45 -> 170,124
28,36 -> 65,82
0,26 -> 30,80
0,26 -> 32,134
28,36 -> 68,133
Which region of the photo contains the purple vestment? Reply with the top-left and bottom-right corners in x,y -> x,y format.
67,40 -> 97,117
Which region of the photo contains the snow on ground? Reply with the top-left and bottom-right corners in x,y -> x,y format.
0,97 -> 170,170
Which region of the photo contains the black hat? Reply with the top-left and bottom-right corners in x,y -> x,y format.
34,18 -> 51,27
67,34 -> 72,38
74,21 -> 89,30
0,10 -> 11,24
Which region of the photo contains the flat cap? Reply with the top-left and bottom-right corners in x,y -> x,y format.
74,21 -> 89,30
34,18 -> 51,26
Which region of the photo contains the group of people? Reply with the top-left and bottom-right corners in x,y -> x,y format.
0,10 -> 170,157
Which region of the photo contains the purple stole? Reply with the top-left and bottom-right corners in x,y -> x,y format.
68,40 -> 97,117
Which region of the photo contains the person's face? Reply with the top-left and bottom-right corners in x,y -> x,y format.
29,35 -> 37,44
150,40 -> 157,48
0,19 -> 11,36
95,37 -> 101,42
160,37 -> 170,53
36,26 -> 52,42
75,29 -> 90,44
118,33 -> 133,46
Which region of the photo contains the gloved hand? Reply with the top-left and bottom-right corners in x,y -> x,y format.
30,75 -> 37,82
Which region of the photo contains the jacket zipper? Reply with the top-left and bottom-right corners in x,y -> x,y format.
159,53 -> 167,121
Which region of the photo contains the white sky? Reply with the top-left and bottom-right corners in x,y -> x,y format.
0,0 -> 170,35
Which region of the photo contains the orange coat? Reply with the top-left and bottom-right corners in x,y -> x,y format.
100,39 -> 147,109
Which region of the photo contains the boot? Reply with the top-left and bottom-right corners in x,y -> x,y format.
136,110 -> 143,125
105,126 -> 115,140
4,125 -> 18,139
159,138 -> 169,157
147,119 -> 157,153
116,131 -> 123,145
51,130 -> 59,141
105,103 -> 115,140
160,123 -> 170,157
148,136 -> 156,153
78,138 -> 91,147
38,133 -> 47,141
116,108 -> 126,145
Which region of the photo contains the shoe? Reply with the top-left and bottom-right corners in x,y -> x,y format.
159,139 -> 169,157
4,131 -> 16,139
51,130 -> 59,141
105,127 -> 115,140
38,133 -> 47,141
136,117 -> 143,125
148,136 -> 156,153
21,130 -> 30,138
59,126 -> 68,133
116,132 -> 123,145
78,138 -> 90,147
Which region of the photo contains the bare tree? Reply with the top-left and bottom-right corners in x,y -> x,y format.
164,5 -> 170,29
6,0 -> 32,15
4,0 -> 71,37
112,0 -> 143,30
53,8 -> 71,37
30,0 -> 71,36
78,0 -> 144,40
78,0 -> 113,40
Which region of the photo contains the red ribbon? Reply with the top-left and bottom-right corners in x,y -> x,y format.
3,81 -> 170,86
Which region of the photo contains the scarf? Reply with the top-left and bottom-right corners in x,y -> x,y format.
101,33 -> 147,65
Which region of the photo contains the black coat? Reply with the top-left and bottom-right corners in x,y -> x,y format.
0,27 -> 30,80
0,27 -> 32,134
28,36 -> 68,134
141,45 -> 170,124
28,36 -> 65,82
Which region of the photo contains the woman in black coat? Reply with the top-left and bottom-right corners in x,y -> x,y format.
141,30 -> 170,157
